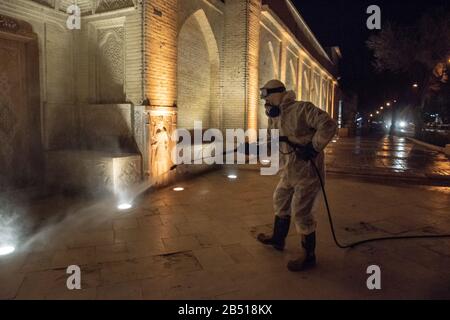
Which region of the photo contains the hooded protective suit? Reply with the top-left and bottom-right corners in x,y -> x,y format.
268,90 -> 337,235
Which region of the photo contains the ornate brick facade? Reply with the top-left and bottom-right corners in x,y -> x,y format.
0,0 -> 339,190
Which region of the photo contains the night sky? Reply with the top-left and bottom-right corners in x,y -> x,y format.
292,0 -> 450,114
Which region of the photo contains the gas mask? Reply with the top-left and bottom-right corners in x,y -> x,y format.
265,103 -> 281,118
260,86 -> 286,118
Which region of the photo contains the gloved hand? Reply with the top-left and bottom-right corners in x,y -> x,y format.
295,142 -> 319,161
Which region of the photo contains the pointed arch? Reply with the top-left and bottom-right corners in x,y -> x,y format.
191,9 -> 220,69
177,9 -> 221,129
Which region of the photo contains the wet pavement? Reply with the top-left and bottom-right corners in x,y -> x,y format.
1,166 -> 449,300
1,135 -> 449,300
326,135 -> 450,185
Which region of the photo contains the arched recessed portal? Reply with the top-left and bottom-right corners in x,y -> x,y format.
177,10 -> 220,130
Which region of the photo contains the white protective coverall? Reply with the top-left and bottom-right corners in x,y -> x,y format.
269,90 -> 337,235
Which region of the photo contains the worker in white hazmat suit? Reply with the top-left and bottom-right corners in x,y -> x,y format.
257,79 -> 337,272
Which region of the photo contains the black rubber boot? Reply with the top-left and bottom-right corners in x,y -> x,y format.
287,232 -> 317,272
257,216 -> 291,251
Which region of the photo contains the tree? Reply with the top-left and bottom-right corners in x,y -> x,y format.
367,7 -> 450,136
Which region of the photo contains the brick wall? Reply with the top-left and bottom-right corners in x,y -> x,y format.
223,0 -> 261,132
145,0 -> 178,108
247,0 -> 262,135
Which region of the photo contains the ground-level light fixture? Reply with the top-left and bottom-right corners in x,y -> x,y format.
227,174 -> 238,180
117,203 -> 133,210
173,187 -> 184,192
0,245 -> 15,256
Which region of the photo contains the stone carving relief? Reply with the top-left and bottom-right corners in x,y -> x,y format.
97,27 -> 125,103
149,111 -> 176,184
96,0 -> 136,13
116,158 -> 141,190
90,160 -> 112,190
151,117 -> 171,179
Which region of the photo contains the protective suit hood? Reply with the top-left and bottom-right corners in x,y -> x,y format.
280,90 -> 297,108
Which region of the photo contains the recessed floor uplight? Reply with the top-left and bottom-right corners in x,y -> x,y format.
228,175 -> 238,179
0,245 -> 15,256
117,203 -> 132,210
173,187 -> 184,192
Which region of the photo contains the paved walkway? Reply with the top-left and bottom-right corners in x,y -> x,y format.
326,136 -> 450,184
1,166 -> 449,299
